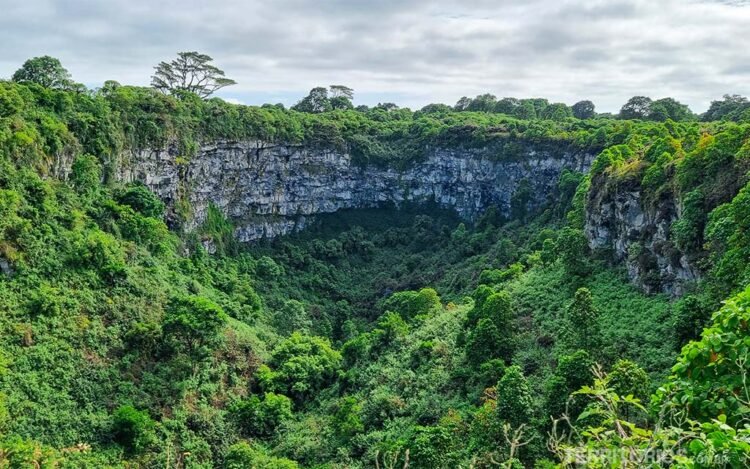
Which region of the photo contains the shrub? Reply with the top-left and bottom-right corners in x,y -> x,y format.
224,442 -> 299,469
70,154 -> 101,197
232,392 -> 293,438
382,288 -> 441,319
260,333 -> 342,401
115,183 -> 165,218
76,230 -> 127,282
163,295 -> 228,358
496,366 -> 534,427
112,405 -> 155,454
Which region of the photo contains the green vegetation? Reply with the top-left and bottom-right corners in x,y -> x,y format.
0,64 -> 750,466
151,51 -> 237,98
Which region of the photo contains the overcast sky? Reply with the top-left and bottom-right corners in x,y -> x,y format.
1,0 -> 748,113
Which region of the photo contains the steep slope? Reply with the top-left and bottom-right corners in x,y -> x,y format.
116,141 -> 592,241
1,81 -> 750,467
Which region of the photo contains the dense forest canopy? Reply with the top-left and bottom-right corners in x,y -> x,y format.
1,57 -> 750,467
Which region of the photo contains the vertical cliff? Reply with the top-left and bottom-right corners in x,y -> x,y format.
116,140 -> 593,241
585,173 -> 700,295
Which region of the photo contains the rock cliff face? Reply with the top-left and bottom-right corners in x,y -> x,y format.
116,140 -> 593,241
585,175 -> 700,295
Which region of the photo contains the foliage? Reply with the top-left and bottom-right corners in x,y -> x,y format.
606,359 -> 650,403
0,71 -> 749,467
571,100 -> 595,119
382,287 -> 441,319
496,366 -> 535,428
151,51 -> 236,98
258,333 -> 342,401
231,392 -> 293,438
224,442 -> 299,469
112,405 -> 155,454
660,285 -> 750,426
556,228 -> 590,277
12,56 -> 76,90
560,288 -> 602,354
163,295 -> 228,359
545,350 -> 593,419
619,96 -> 653,119
115,183 -> 165,218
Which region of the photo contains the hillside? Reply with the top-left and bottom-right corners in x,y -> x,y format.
0,80 -> 749,467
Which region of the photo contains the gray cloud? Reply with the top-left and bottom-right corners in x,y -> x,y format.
0,0 -> 748,112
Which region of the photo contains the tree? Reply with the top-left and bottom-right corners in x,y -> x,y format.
466,318 -> 500,364
329,85 -> 353,99
659,286 -> 750,426
330,96 -> 353,110
541,103 -> 573,121
417,103 -> 452,115
619,96 -> 652,119
606,359 -> 650,402
473,291 -> 517,361
454,96 -> 472,111
70,155 -> 101,198
525,98 -> 549,115
0,86 -> 24,118
329,85 -> 354,110
382,288 -> 441,319
557,227 -> 590,277
673,295 -> 709,346
151,51 -> 236,98
561,288 -> 601,353
232,392 -> 293,438
545,350 -> 593,418
466,317 -> 515,366
258,333 -> 342,401
510,178 -> 533,220
495,97 -> 520,115
496,366 -> 534,427
409,425 -> 456,468
550,367 -> 750,468
540,238 -> 557,265
572,100 -> 596,119
292,87 -> 331,113
467,291 -> 513,329
112,405 -> 155,454
331,396 -> 364,439
702,94 -> 750,122
466,93 -> 497,112
163,295 -> 228,358
375,102 -> 399,111
115,183 -> 165,218
373,311 -> 409,345
12,56 -> 74,89
649,97 -> 694,122
274,299 -> 311,336
78,230 -> 128,283
513,101 -> 537,119
225,442 -> 299,469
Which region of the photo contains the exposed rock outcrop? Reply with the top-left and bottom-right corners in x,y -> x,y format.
585,175 -> 700,296
116,140 -> 593,241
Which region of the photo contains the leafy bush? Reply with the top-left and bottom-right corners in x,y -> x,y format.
381,288 -> 441,319
163,295 -> 228,358
112,405 -> 155,454
115,183 -> 165,218
232,392 -> 293,438
224,442 -> 299,469
258,333 -> 342,401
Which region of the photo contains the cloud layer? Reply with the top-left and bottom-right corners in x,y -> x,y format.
0,0 -> 748,112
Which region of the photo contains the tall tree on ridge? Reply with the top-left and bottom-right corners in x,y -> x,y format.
151,51 -> 236,98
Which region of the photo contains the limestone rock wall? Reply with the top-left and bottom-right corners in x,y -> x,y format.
585,175 -> 700,295
116,141 -> 593,241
